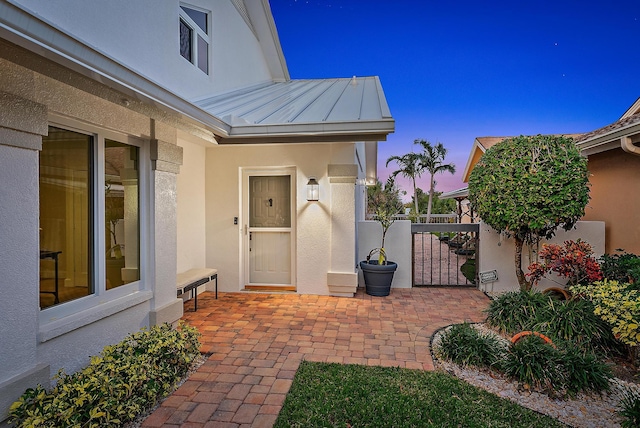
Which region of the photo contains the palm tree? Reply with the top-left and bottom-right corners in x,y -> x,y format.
414,139 -> 456,222
385,152 -> 424,216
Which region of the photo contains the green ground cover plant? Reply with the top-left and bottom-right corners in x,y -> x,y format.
9,322 -> 201,428
531,297 -> 619,355
274,361 -> 564,428
434,322 -> 506,368
619,386 -> 640,428
485,290 -> 551,334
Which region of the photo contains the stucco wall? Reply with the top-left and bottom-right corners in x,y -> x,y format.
204,143 -> 357,295
582,148 -> 640,255
13,0 -> 274,99
177,139 -> 207,272
478,221 -> 605,294
0,58 -> 183,420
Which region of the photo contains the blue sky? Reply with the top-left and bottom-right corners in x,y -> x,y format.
270,0 -> 640,196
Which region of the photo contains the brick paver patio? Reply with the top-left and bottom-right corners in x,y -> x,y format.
142,287 -> 490,427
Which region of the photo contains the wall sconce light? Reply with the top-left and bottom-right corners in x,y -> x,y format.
307,177 -> 319,201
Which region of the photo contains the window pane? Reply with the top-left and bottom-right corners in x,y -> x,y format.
180,19 -> 192,62
105,140 -> 139,289
40,127 -> 93,308
181,6 -> 207,33
197,35 -> 208,74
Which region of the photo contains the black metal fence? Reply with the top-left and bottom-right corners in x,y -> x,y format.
411,223 -> 479,287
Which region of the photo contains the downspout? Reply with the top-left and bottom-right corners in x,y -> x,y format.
621,136 -> 640,156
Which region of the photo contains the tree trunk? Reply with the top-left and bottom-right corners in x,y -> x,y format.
514,236 -> 531,291
426,173 -> 435,223
412,177 -> 419,217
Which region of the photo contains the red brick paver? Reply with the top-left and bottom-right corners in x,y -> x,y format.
142,287 -> 489,427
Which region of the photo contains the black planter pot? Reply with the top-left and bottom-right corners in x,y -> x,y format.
359,260 -> 397,296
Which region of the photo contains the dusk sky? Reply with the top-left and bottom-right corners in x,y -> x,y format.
270,0 -> 640,197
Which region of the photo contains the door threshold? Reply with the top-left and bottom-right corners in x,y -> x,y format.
243,285 -> 297,292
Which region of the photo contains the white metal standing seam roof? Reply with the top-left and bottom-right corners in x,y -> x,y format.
195,76 -> 395,143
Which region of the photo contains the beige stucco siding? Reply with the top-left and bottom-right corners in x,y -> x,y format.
205,143 -> 357,295
582,148 -> 640,254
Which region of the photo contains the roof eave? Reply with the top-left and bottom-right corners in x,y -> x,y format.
577,122 -> 640,156
0,1 -> 231,139
219,119 -> 395,144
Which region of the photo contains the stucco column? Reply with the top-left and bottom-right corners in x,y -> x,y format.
148,139 -> 184,325
0,92 -> 51,422
326,164 -> 358,296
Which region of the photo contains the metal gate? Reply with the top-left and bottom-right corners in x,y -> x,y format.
411,223 -> 479,287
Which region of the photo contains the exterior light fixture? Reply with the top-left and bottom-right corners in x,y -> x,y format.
307,177 -> 319,201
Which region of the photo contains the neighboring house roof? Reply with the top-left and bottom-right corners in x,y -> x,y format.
440,187 -> 469,200
461,136 -> 509,183
576,113 -> 640,155
196,77 -> 394,144
620,97 -> 640,120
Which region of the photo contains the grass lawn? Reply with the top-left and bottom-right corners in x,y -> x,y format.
274,361 -> 564,428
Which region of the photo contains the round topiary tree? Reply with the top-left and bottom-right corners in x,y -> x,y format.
468,135 -> 590,291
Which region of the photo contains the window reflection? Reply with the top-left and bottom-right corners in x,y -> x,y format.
39,127 -> 93,308
105,140 -> 139,289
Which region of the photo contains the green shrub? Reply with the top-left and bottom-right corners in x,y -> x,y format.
619,386 -> 640,428
9,322 -> 201,428
502,334 -> 611,397
485,290 -> 551,334
501,334 -> 565,392
532,298 -> 619,356
599,250 -> 640,287
435,323 -> 507,368
558,342 -> 611,396
571,280 -> 640,364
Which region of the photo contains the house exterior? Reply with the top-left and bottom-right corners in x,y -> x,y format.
0,0 -> 394,421
576,99 -> 640,255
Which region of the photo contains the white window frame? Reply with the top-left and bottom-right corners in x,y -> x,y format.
38,116 -> 151,342
179,3 -> 210,74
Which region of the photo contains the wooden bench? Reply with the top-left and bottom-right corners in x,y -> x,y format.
176,268 -> 218,311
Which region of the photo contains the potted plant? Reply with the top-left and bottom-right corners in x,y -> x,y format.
360,177 -> 404,296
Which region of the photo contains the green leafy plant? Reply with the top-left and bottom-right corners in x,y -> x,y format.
366,177 -> 404,264
501,335 -> 611,397
528,239 -> 603,287
9,322 -> 201,427
599,250 -> 640,286
571,280 -> 640,364
434,323 -> 506,368
618,386 -> 640,428
485,290 -> 551,334
468,135 -> 590,290
502,334 -> 565,393
558,342 -> 612,396
531,298 -> 619,356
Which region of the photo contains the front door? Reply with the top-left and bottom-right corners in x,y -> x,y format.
243,170 -> 295,288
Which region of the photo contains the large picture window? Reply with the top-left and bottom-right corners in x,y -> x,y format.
179,4 -> 209,74
39,126 -> 140,309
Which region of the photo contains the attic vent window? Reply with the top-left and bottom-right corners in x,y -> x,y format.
179,5 -> 209,74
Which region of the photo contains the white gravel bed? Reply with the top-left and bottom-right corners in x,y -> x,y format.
432,324 -> 640,428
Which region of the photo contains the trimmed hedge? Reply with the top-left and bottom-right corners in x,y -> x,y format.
9,322 -> 201,427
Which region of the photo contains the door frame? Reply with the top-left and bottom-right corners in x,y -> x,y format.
240,167 -> 297,289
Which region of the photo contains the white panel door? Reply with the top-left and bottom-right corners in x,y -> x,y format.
247,175 -> 292,285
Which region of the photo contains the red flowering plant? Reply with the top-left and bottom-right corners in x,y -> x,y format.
527,239 -> 603,287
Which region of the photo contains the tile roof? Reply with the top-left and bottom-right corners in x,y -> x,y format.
575,113 -> 640,143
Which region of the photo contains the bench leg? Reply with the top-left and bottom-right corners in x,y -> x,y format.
213,274 -> 218,299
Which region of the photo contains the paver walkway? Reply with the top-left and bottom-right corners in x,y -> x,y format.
142,287 -> 490,427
